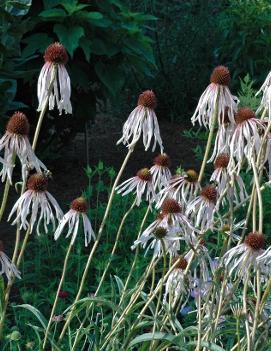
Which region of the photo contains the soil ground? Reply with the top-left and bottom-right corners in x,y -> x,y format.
0,115 -> 202,245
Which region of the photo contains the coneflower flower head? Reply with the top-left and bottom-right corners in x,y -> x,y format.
8,173 -> 63,235
164,255 -> 189,303
0,112 -> 47,184
211,153 -> 247,205
186,185 -> 218,230
191,66 -> 238,128
117,90 -> 163,152
54,197 -> 95,246
210,65 -> 231,86
116,167 -> 156,206
256,70 -> 271,117
37,42 -> 72,114
7,111 -> 30,135
156,169 -> 200,207
229,107 -> 265,173
224,232 -> 266,280
158,198 -> 196,242
132,223 -> 182,257
201,185 -> 217,204
0,241 -> 21,282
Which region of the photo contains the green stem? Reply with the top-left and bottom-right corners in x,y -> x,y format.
42,241 -> 73,350
32,64 -> 57,152
0,153 -> 16,222
243,273 -> 251,351
196,293 -> 202,351
150,240 -> 167,351
0,226 -> 31,339
197,90 -> 219,184
58,147 -> 134,343
94,199 -> 136,296
251,159 -> 263,233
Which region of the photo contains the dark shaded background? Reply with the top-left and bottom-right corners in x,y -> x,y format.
1,0 -> 271,207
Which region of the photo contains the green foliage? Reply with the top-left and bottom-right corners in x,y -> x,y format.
237,74 -> 261,110
2,163 -> 150,349
0,0 -> 31,128
0,0 -> 156,157
218,0 -> 271,86
122,0 -> 225,121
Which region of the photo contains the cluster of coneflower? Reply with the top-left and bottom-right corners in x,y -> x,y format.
1,41 -> 271,350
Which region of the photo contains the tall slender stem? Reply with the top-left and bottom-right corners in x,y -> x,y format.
58,147 -> 134,342
0,65 -> 58,340
95,199 -> 136,296
42,241 -> 73,350
198,91 -> 219,184
150,240 -> 167,351
196,293 -> 202,351
251,159 -> 263,233
243,273 -> 251,351
0,153 -> 16,222
32,65 -> 57,152
251,269 -> 261,348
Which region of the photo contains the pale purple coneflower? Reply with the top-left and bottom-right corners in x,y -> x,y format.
186,241 -> 214,282
8,173 -> 63,235
159,198 -> 196,241
116,168 -> 155,206
54,197 -> 95,246
191,65 -> 238,128
156,169 -> 200,206
164,256 -> 189,304
223,232 -> 265,280
37,42 -> 72,114
256,71 -> 271,117
150,153 -> 172,191
0,112 -> 46,184
117,90 -> 163,152
131,225 -> 182,258
229,107 -> 265,174
0,241 -> 21,282
217,219 -> 246,243
208,107 -> 234,162
186,185 -> 218,231
211,153 -> 247,205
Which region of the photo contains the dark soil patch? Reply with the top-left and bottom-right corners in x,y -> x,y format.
0,116 -> 202,247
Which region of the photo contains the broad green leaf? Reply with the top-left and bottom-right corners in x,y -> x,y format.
95,62 -> 125,96
54,24 -> 84,57
129,332 -> 175,347
14,304 -> 47,329
79,37 -> 91,61
78,11 -> 104,20
22,33 -> 53,57
39,8 -> 67,17
187,341 -> 226,351
60,1 -> 89,14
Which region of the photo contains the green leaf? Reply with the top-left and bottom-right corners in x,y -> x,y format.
39,8 -> 67,17
14,304 -> 47,329
187,341 -> 226,351
79,37 -> 91,61
129,332 -> 175,347
79,11 -> 104,20
22,33 -> 53,57
60,1 -> 89,14
54,24 -> 84,57
95,62 -> 125,96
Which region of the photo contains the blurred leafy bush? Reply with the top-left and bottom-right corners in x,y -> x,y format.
0,1 -> 31,125
217,0 -> 271,87
1,0 -> 156,155
123,0 -> 225,121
